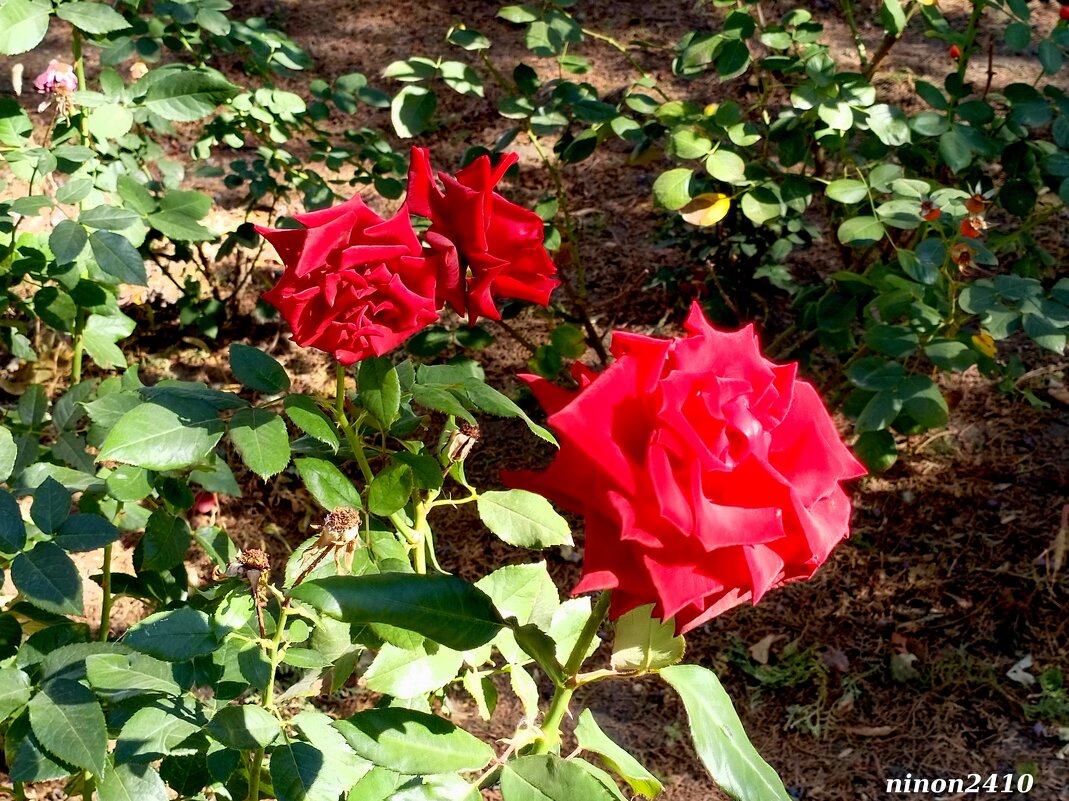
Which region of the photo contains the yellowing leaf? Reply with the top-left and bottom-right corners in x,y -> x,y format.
971,330 -> 996,358
680,192 -> 731,227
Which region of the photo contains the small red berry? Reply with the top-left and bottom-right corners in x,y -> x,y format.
949,44 -> 962,60
1060,6 -> 1069,21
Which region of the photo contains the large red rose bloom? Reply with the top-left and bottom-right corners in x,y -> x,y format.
504,304 -> 866,634
256,196 -> 438,364
406,147 -> 559,323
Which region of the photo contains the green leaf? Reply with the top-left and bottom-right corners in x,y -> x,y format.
458,379 -> 556,445
364,642 -> 464,697
855,390 -> 902,433
85,652 -> 181,698
229,343 -> 290,394
87,103 -> 134,141
660,664 -> 791,801
409,384 -> 476,424
97,760 -> 168,801
610,604 -> 685,673
0,490 -> 26,554
335,707 -> 493,774
865,324 -> 919,358
283,395 -> 339,451
291,573 -> 503,650
500,755 -> 618,801
938,128 -> 974,173
0,0 -> 50,55
0,667 -> 31,722
898,376 -> 948,429
837,216 -> 884,245
115,699 -> 204,762
141,69 -> 240,122
49,220 -> 88,265
391,85 -> 437,138
138,509 -> 191,572
32,476 -> 71,534
98,397 -> 224,471
271,741 -> 362,801
575,710 -> 663,798
1005,21 -> 1031,50
294,458 -> 363,510
125,608 -> 218,661
653,168 -> 694,211
229,407 -> 291,479
147,190 -> 214,242
207,705 -> 280,749
359,357 -> 402,429
80,205 -> 140,231
12,543 -> 83,616
825,179 -> 868,204
477,490 -> 572,549
447,25 -> 490,50
54,514 -> 120,552
704,149 -> 746,184
83,311 -> 136,370
0,427 -> 14,484
89,230 -> 147,285
56,2 -> 131,34
368,461 -> 413,516
27,679 -> 107,777
853,430 -> 896,472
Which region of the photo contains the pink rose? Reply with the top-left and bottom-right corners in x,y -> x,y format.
504,304 -> 866,633
406,147 -> 559,324
256,196 -> 438,364
34,60 -> 78,94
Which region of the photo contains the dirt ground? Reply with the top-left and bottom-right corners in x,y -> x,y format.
6,1 -> 1069,799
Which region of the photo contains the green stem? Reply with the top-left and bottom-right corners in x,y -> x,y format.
97,542 -> 113,642
838,0 -> 868,70
71,311 -> 85,384
71,31 -> 91,145
531,591 -> 612,754
248,596 -> 290,800
946,0 -> 987,122
247,749 -> 265,801
335,362 -> 347,423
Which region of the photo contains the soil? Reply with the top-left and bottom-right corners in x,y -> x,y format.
4,1 -> 1069,800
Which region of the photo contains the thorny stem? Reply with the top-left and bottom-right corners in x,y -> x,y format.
248,594 -> 291,800
838,0 -> 869,71
580,28 -> 670,101
946,1 -> 987,123
97,543 -> 113,641
531,591 -> 612,755
525,130 -> 610,366
492,317 -> 538,354
335,362 -> 347,423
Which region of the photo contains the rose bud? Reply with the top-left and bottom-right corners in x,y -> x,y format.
1062,6 -> 1069,21
193,491 -> 218,514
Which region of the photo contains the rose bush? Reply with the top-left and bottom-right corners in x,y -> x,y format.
407,146 -> 559,323
506,303 -> 866,633
257,195 -> 439,364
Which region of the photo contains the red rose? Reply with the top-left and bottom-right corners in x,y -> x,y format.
504,304 -> 866,634
406,147 -> 559,324
257,196 -> 438,364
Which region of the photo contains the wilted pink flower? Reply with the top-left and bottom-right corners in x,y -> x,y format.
34,60 -> 78,95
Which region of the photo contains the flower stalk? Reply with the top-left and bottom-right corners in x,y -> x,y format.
531,590 -> 611,755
